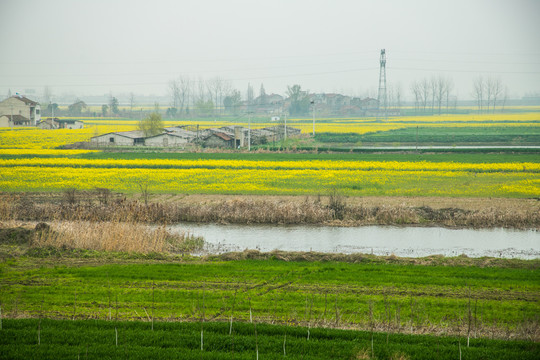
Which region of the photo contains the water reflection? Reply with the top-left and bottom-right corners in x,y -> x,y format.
168,223 -> 540,259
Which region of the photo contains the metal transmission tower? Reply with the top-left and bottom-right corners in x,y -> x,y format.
377,49 -> 387,121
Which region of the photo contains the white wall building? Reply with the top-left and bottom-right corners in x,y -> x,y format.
0,95 -> 41,126
90,131 -> 146,146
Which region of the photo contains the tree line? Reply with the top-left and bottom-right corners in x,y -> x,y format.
38,74 -> 509,119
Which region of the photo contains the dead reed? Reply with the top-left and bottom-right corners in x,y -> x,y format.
0,192 -> 538,229
31,221 -> 202,254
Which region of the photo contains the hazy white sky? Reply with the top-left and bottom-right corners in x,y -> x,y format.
1,0 -> 539,100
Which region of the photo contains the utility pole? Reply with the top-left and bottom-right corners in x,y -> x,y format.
248,112 -> 251,151
311,100 -> 316,136
284,112 -> 287,140
377,49 -> 387,121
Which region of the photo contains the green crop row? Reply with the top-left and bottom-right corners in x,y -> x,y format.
0,318 -> 537,360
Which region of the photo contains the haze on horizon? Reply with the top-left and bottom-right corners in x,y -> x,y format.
1,0 -> 539,101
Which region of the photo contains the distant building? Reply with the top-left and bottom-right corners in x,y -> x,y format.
37,118 -> 84,130
57,119 -> 84,129
0,95 -> 41,126
37,118 -> 60,129
0,114 -> 32,127
89,125 -> 301,149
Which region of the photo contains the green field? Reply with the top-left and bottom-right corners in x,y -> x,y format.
2,150 -> 540,164
1,318 -> 538,360
1,256 -> 538,337
314,126 -> 540,145
0,253 -> 538,359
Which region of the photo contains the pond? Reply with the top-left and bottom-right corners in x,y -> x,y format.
169,223 -> 540,259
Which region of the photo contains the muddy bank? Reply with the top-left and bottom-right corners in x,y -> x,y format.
1,192 -> 539,229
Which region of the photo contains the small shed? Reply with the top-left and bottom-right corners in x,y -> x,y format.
202,132 -> 234,148
57,119 -> 84,129
37,118 -> 60,129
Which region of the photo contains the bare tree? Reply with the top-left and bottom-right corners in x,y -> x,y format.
445,77 -> 454,114
485,77 -> 494,114
206,77 -> 223,118
488,77 -> 503,113
247,83 -> 254,112
178,75 -> 191,117
430,77 -> 437,114
129,92 -> 135,118
395,82 -> 402,112
169,79 -> 181,110
410,81 -> 421,114
501,86 -> 509,113
196,77 -> 207,103
435,76 -> 447,115
473,76 -> 485,113
420,79 -> 430,114
206,77 -> 230,117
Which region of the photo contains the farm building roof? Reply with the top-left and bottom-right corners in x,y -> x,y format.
212,132 -> 233,141
0,114 -> 30,122
6,95 -> 39,106
91,130 -> 146,140
165,128 -> 197,138
146,132 -> 190,140
111,130 -> 146,139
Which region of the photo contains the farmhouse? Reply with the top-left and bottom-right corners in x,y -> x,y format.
37,118 -> 60,129
90,130 -> 146,146
0,95 -> 41,127
0,114 -> 32,127
145,132 -> 191,147
89,125 -> 302,148
38,118 -> 84,129
201,132 -> 235,148
58,119 -> 84,129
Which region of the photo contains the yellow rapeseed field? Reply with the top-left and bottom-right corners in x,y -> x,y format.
1,164 -> 537,197
0,157 -> 538,197
0,112 -> 538,197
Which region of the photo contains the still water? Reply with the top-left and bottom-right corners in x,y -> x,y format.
169,223 -> 540,259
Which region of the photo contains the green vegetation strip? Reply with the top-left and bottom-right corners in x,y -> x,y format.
2,152 -> 539,164
315,126 -> 540,144
1,318 -> 537,360
79,151 -> 540,163
1,258 -> 538,340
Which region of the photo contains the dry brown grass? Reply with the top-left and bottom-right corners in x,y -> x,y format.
1,192 -> 539,229
30,221 -> 202,254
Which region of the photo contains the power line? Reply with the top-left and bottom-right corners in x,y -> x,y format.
0,59 -> 370,79
389,66 -> 540,75
0,67 -> 379,88
0,50 -> 379,66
